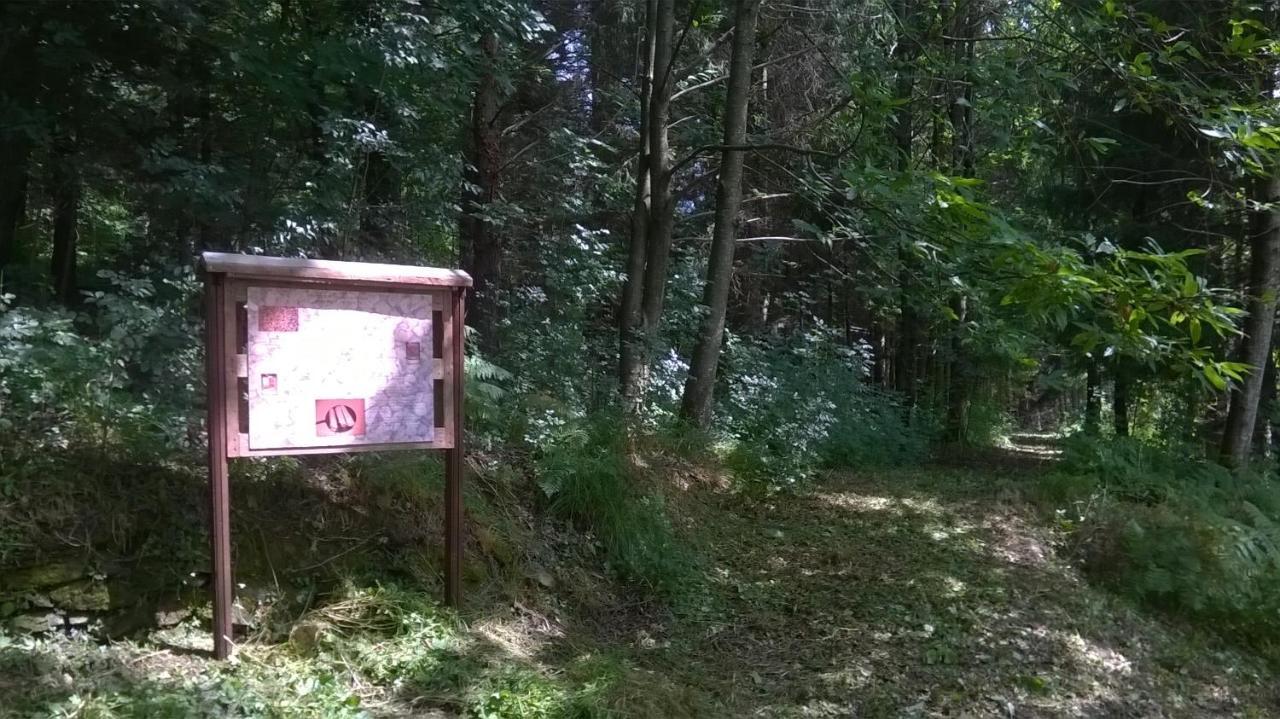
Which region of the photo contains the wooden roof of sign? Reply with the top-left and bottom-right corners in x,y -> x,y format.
201,252 -> 473,288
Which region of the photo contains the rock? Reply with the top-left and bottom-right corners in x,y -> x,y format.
9,611 -> 63,634
49,581 -> 110,612
288,620 -> 327,656
154,607 -> 190,628
1,561 -> 86,592
24,593 -> 54,609
102,605 -> 155,639
231,599 -> 257,628
66,615 -> 91,627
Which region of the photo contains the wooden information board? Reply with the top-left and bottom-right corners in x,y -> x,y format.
201,252 -> 471,659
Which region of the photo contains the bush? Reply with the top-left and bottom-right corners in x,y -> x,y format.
1039,436 -> 1280,659
533,414 -> 695,598
716,326 -> 931,492
0,268 -> 200,459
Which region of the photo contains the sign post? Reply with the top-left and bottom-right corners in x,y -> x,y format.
200,252 -> 471,659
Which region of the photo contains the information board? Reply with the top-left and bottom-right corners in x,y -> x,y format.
201,252 -> 470,660
245,287 -> 434,450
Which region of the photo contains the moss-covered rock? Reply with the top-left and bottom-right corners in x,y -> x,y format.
48,580 -> 110,612
8,611 -> 63,634
1,560 -> 86,593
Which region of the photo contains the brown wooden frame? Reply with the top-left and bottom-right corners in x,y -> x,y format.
201,252 -> 471,659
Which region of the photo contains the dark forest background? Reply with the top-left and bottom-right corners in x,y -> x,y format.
2,1 -> 1280,716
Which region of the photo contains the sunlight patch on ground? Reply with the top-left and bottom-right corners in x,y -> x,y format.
816,492 -> 946,518
971,508 -> 1056,568
473,607 -> 565,661
1030,625 -> 1133,676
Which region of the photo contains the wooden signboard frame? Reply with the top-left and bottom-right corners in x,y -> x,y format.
201,252 -> 471,659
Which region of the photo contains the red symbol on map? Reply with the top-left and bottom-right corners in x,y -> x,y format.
315,399 -> 366,437
259,306 -> 299,332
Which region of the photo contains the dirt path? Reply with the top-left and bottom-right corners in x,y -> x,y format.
642,466 -> 1276,717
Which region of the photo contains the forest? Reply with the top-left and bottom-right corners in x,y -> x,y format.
1,0 -> 1280,716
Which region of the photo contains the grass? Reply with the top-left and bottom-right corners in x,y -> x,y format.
2,444 -> 1278,717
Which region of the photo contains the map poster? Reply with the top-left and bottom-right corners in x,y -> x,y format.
245,287 -> 434,450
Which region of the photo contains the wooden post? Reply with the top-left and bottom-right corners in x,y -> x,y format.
204,272 -> 234,660
445,285 -> 465,603
445,287 -> 465,607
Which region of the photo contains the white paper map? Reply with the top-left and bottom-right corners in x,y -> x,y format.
245,287 -> 433,450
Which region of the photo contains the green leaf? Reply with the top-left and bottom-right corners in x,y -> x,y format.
1203,363 -> 1225,390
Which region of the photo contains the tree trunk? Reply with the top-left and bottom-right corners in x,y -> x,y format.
1252,327 -> 1277,457
1084,359 -> 1102,435
891,0 -> 920,406
679,0 -> 760,427
621,0 -> 676,408
1113,367 -> 1130,438
0,134 -> 28,269
1221,173 -> 1280,467
50,137 -> 81,305
460,31 -> 502,352
360,98 -> 402,257
943,0 -> 976,441
944,294 -> 969,442
619,0 -> 657,406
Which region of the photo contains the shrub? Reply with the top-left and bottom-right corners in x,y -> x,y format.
533,414 -> 695,598
1039,436 -> 1280,659
0,268 -> 200,458
716,326 -> 931,492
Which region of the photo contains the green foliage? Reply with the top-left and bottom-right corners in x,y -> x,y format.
1039,437 -> 1280,659
718,327 -> 931,492
998,238 -> 1243,387
0,269 -> 200,461
960,393 -> 1014,448
533,414 -> 695,598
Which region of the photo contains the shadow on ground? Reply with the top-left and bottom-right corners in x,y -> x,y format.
570,461 -> 1277,718
1,444 -> 1276,717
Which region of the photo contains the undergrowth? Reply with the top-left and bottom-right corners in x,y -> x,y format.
0,583 -> 642,718
1032,435 -> 1280,661
533,414 -> 697,601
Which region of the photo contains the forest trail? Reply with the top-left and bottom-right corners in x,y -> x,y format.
636,462 -> 1276,717
2,455 -> 1276,718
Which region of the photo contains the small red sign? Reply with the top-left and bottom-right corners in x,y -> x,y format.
406,342 -> 421,361
259,306 -> 299,332
315,398 -> 366,437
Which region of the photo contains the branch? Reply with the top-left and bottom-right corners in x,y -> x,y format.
670,47 -> 814,101
668,142 -> 835,178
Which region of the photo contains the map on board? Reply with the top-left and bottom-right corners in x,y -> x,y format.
245,287 -> 434,450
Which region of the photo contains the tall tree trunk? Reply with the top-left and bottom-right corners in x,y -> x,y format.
621,0 -> 676,408
943,0 -> 976,441
0,135 -> 28,269
679,0 -> 760,427
0,8 -> 34,271
944,294 -> 969,442
1113,367 -> 1130,438
1252,327 -> 1277,457
1084,359 -> 1102,435
1221,173 -> 1280,467
359,97 -> 402,257
619,0 -> 657,405
891,0 -> 920,406
460,31 -> 502,352
50,137 -> 81,305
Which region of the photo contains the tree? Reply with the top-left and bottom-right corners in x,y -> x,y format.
620,0 -> 677,411
680,0 -> 762,427
1222,173 -> 1280,466
461,30 -> 504,351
